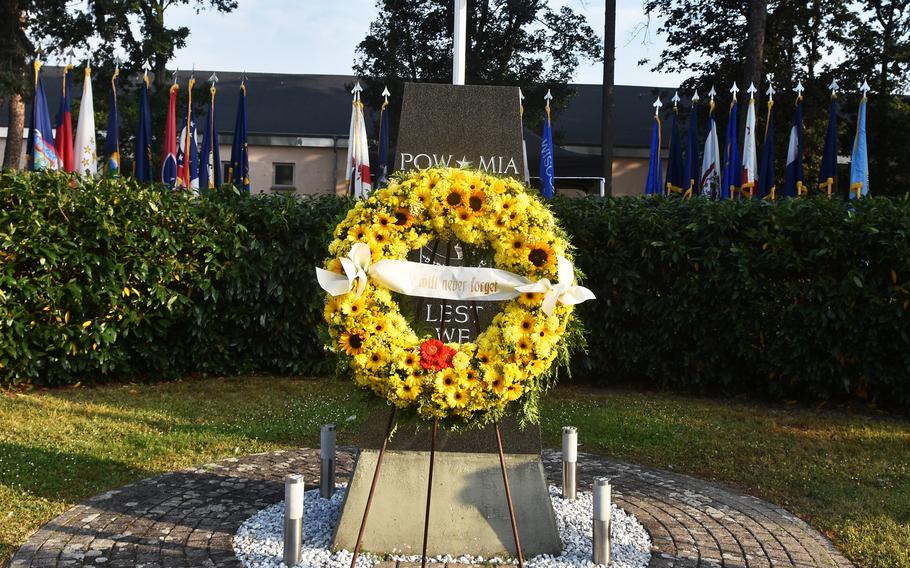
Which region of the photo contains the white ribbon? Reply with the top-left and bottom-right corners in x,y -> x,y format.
315,246 -> 595,315
369,260 -> 532,301
515,255 -> 596,316
315,242 -> 372,299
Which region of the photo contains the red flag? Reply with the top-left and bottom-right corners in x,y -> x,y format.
54,66 -> 74,172
161,84 -> 178,187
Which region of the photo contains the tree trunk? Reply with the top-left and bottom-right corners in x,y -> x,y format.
601,0 -> 616,196
2,94 -> 25,171
742,0 -> 768,93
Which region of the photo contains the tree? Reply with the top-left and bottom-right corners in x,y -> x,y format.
839,0 -> 910,194
1,1 -> 93,170
354,0 -> 602,134
641,0 -> 897,194
88,0 -> 238,88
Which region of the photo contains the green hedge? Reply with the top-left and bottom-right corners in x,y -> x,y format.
2,172 -> 909,405
0,172 -> 349,385
557,195 -> 910,404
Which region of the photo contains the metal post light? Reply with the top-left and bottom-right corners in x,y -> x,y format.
320,424 -> 336,499
283,474 -> 304,567
592,477 -> 611,565
561,426 -> 577,500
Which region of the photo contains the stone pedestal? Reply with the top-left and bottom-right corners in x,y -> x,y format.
330,448 -> 561,556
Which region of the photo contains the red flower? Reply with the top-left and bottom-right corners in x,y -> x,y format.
420,339 -> 457,371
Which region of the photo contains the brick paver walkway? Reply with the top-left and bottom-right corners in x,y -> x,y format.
10,448 -> 852,568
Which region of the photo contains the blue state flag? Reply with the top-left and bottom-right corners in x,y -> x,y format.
849,91 -> 869,199
377,97 -> 390,185
683,97 -> 699,197
644,103 -> 663,195
540,106 -> 555,199
782,98 -> 806,198
665,103 -> 684,195
229,83 -> 250,191
818,93 -> 839,196
721,95 -> 739,200
200,85 -> 222,189
757,100 -> 776,200
133,74 -> 153,182
27,63 -> 60,171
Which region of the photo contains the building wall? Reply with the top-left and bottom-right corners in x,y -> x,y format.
245,145 -> 348,196
612,156 -> 654,197
1,133 -> 651,197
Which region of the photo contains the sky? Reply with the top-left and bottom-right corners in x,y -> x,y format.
166,0 -> 687,88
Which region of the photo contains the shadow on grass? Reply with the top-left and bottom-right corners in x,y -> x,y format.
0,441 -> 155,503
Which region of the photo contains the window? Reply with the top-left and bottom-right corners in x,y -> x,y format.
273,163 -> 295,188
221,162 -> 231,183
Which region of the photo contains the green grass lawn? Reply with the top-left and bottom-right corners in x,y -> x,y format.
0,377 -> 908,568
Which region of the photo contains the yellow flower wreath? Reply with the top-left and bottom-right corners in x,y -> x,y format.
319,167 -> 589,426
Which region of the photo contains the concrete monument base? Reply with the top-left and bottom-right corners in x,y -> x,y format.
330,449 -> 562,557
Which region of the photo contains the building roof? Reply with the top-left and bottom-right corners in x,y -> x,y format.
2,67 -> 680,150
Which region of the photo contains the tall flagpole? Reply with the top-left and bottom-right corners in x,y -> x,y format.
453,0 -> 467,84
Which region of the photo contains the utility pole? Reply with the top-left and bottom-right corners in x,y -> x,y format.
601,0 -> 616,196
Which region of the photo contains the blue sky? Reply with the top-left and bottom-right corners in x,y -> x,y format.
167,0 -> 686,88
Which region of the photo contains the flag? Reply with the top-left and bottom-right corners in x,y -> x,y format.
73,66 -> 97,175
229,82 -> 250,191
665,98 -> 684,195
699,95 -> 721,199
54,65 -> 74,172
818,88 -> 839,196
757,98 -> 776,200
176,76 -> 199,190
133,71 -> 153,182
721,87 -> 740,200
684,94 -> 699,197
782,93 -> 806,198
644,98 -> 663,195
104,68 -> 120,177
26,61 -> 60,171
540,98 -> 555,199
740,86 -> 758,198
199,80 -> 222,189
346,83 -> 371,197
377,88 -> 390,186
849,85 -> 869,199
161,83 -> 178,187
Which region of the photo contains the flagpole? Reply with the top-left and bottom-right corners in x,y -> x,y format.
453,0 -> 467,85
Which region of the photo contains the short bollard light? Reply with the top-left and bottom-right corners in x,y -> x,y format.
320,424 -> 336,499
592,477 -> 612,565
562,426 -> 578,500
283,474 -> 304,567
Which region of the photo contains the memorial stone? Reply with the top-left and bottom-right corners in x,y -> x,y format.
331,82 -> 561,558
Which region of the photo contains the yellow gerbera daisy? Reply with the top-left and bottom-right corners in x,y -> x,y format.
396,376 -> 421,401
365,349 -> 389,371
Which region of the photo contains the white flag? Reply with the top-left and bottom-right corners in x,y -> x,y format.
73,67 -> 97,175
741,96 -> 757,190
699,113 -> 721,199
345,86 -> 372,198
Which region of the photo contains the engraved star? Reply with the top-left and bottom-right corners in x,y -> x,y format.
456,156 -> 472,168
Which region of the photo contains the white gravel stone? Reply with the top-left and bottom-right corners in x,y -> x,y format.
233,485 -> 650,568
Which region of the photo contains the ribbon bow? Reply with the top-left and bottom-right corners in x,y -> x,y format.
315,242 -> 372,299
516,255 -> 595,316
